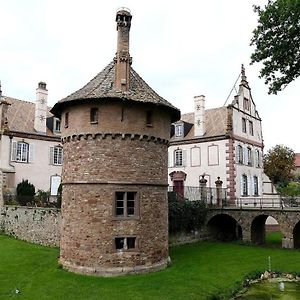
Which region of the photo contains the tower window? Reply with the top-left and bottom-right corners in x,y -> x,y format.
65,112 -> 69,128
115,192 -> 137,218
243,97 -> 250,111
90,108 -> 98,124
146,111 -> 153,126
115,237 -> 136,251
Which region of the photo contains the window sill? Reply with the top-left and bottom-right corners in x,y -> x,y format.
146,124 -> 153,128
112,216 -> 140,221
90,121 -> 98,125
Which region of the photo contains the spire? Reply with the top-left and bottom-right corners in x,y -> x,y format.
241,64 -> 248,84
114,7 -> 132,92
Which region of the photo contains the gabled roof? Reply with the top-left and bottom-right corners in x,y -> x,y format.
51,62 -> 180,121
2,96 -> 57,137
170,107 -> 228,142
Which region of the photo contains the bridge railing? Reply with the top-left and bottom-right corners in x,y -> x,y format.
168,186 -> 228,207
234,197 -> 300,209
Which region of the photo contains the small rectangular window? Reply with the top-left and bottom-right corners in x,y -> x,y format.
115,192 -> 137,218
247,147 -> 252,166
175,124 -> 183,137
54,119 -> 61,132
115,237 -> 136,251
174,149 -> 183,166
90,108 -> 98,124
242,174 -> 248,196
65,112 -> 69,128
253,176 -> 259,196
146,111 -> 153,126
243,97 -> 250,111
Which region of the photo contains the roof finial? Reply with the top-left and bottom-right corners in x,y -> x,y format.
241,64 -> 247,83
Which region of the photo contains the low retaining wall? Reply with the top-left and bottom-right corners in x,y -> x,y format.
0,206 -> 203,248
0,206 -> 61,247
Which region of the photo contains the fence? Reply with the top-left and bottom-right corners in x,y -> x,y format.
235,197 -> 300,209
168,186 -> 228,207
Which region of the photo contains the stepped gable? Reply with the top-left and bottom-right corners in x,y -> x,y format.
51,61 -> 180,121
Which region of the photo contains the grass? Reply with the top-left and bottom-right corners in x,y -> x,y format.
0,235 -> 300,300
265,231 -> 283,247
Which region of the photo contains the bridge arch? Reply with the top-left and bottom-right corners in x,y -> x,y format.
293,221 -> 300,249
207,213 -> 242,242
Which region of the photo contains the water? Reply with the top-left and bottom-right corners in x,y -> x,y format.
237,281 -> 300,299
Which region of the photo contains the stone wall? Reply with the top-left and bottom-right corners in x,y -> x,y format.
0,206 -> 61,247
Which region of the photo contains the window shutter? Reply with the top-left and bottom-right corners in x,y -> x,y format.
240,175 -> 244,196
235,146 -> 239,163
11,141 -> 17,161
49,147 -> 54,165
182,150 -> 187,167
28,143 -> 34,163
243,147 -> 247,165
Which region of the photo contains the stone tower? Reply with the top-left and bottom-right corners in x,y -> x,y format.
51,8 -> 180,276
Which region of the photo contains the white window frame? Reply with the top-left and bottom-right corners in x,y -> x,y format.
242,118 -> 247,133
50,146 -> 63,165
237,145 -> 243,164
175,124 -> 183,137
174,149 -> 183,166
255,150 -> 260,168
242,174 -> 248,196
11,141 -> 34,163
253,176 -> 259,196
247,147 -> 252,166
54,118 -> 61,133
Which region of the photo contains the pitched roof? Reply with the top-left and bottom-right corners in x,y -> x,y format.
51,62 -> 180,121
2,96 -> 56,137
170,107 -> 228,142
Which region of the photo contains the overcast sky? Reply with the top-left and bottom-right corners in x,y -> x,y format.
0,0 -> 299,152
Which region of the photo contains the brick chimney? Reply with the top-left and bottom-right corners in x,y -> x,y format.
114,8 -> 132,92
34,82 -> 48,134
194,95 -> 206,136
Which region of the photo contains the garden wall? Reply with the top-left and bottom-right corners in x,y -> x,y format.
0,206 -> 61,247
0,206 -> 203,247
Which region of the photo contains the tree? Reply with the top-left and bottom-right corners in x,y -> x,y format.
16,179 -> 35,206
263,144 -> 295,184
250,0 -> 300,94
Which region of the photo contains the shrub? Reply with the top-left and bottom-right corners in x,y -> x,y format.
35,189 -> 50,207
168,195 -> 207,233
16,180 -> 35,206
56,184 -> 62,208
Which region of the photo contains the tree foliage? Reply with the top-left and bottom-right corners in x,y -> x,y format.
250,0 -> 300,94
263,144 -> 295,184
16,179 -> 35,206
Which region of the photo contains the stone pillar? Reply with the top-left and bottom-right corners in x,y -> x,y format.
215,177 -> 223,207
199,175 -> 207,204
282,237 -> 294,249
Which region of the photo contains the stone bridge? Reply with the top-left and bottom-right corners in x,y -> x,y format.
205,208 -> 300,249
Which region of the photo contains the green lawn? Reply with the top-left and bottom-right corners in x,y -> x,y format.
0,235 -> 300,300
266,231 -> 283,247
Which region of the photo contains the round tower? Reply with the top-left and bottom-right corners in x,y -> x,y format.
51,8 -> 180,276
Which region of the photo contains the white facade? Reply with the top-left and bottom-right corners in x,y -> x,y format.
168,67 -> 277,204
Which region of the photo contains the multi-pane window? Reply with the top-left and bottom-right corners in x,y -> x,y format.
16,142 -> 29,162
249,121 -> 253,136
174,149 -> 183,166
115,237 -> 136,251
253,176 -> 259,196
175,124 -> 183,137
115,192 -> 136,218
242,174 -> 248,196
247,147 -> 252,166
90,108 -> 98,123
11,141 -> 33,163
242,118 -> 247,133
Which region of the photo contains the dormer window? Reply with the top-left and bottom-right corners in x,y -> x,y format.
175,124 -> 183,137
54,118 -> 61,133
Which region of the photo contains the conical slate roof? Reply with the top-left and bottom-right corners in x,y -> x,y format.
51,62 -> 180,121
